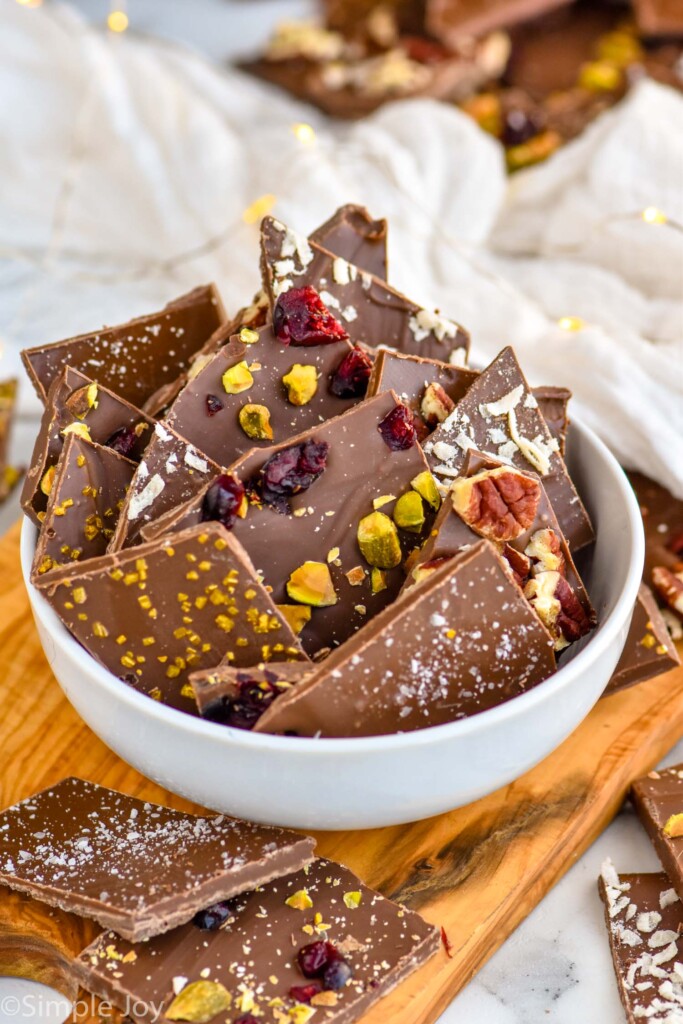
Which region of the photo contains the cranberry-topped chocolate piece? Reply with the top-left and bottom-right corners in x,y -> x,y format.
190,661 -> 313,728
200,473 -> 246,530
603,583 -> 680,696
34,523 -> 304,714
273,285 -> 350,345
423,346 -> 593,550
256,540 -> 556,737
260,215 -> 470,363
329,345 -> 374,397
74,857 -> 439,1024
21,284 -> 226,414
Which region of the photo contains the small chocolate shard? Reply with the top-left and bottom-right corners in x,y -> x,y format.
310,203 -> 389,278
627,471 -> 683,590
191,661 -> 313,729
603,583 -> 680,696
33,523 -> 304,714
21,285 -> 226,414
427,0 -> 574,48
632,764 -> 683,903
256,540 -> 556,737
0,777 -> 315,943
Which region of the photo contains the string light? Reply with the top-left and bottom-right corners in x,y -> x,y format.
108,9 -> 129,33
641,206 -> 668,226
291,123 -> 316,145
557,316 -> 586,332
15,0 -> 43,7
242,194 -> 277,225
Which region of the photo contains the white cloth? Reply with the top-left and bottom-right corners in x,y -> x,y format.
1,1 -> 681,494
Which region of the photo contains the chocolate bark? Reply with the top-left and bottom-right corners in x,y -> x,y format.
427,0 -> 574,48
21,367 -> 155,528
603,584 -> 680,696
632,764 -> 683,903
74,856 -> 440,1024
31,434 -> 135,579
628,471 -> 683,586
21,285 -> 226,414
260,216 -> 471,363
190,661 -> 313,728
0,378 -> 21,503
0,777 -> 315,943
598,861 -> 683,1024
163,326 -> 361,467
634,0 -> 683,38
423,346 -> 593,550
310,203 -> 389,278
256,540 -> 556,737
107,423 -> 220,550
34,523 -> 304,714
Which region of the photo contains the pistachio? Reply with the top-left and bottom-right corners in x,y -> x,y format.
238,404 -> 273,440
239,325 -> 260,344
343,890 -> 362,909
222,360 -> 254,394
286,562 -> 338,607
276,603 -> 312,634
282,364 -> 318,406
410,471 -> 441,510
663,813 -> 683,838
393,491 -> 425,533
285,888 -> 313,910
166,980 -> 232,1022
578,60 -> 622,92
61,422 -> 92,441
371,567 -> 387,594
357,511 -> 402,569
40,465 -> 56,496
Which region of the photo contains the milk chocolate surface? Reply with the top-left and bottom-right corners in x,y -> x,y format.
423,346 -> 593,550
21,285 -> 225,413
604,584 -> 680,696
74,857 -> 440,1024
0,777 -> 315,943
31,434 -> 135,578
21,367 -> 155,527
261,216 -> 470,363
256,540 -> 556,737
310,203 -> 389,278
598,862 -> 683,1024
634,0 -> 683,38
427,0 -> 573,46
191,660 -> 313,728
34,523 -> 304,714
164,326 -> 359,466
628,471 -> 683,585
632,764 -> 683,903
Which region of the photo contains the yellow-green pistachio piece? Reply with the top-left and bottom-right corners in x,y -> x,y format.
410,470 -> 441,510
222,360 -> 254,394
238,404 -> 273,440
282,364 -> 318,406
166,980 -> 232,1022
393,491 -> 425,533
357,511 -> 402,569
286,562 -> 338,607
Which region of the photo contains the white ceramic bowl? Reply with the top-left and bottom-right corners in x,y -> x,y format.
22,417 -> 643,830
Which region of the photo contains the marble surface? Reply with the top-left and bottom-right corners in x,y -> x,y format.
0,3 -> 680,1023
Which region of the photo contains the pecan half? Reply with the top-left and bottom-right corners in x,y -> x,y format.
525,528 -> 565,576
421,383 -> 455,427
652,566 -> 683,620
503,544 -> 531,587
524,571 -> 592,650
451,467 -> 541,543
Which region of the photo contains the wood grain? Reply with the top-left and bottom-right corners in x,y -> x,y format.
1,518 -> 682,1023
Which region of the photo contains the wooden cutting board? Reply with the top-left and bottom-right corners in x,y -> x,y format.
1,517 -> 683,1024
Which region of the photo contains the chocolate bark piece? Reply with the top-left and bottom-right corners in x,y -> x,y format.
427,0 -> 574,48
0,378 -> 21,503
21,367 -> 156,528
34,523 -> 304,714
31,434 -> 135,579
598,861 -> 683,1024
256,540 -> 556,737
310,203 -> 389,279
628,471 -> 683,588
530,384 -> 571,456
634,0 -> 683,38
74,856 -> 439,1024
632,764 -> 683,903
603,584 -> 680,696
190,660 -> 313,728
423,346 -> 593,551
163,325 -> 360,467
0,777 -> 315,943
260,215 -> 471,363
21,285 -> 226,414
107,423 -> 221,550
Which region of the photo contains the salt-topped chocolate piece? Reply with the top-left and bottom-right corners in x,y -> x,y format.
260,215 -> 470,363
423,346 -> 593,551
31,434 -> 135,579
632,764 -> 683,903
191,660 -> 313,729
256,540 -> 556,737
598,861 -> 683,1024
21,367 -> 155,527
310,203 -> 389,278
427,0 -> 573,48
0,777 -> 315,943
604,584 -> 680,696
108,423 -> 220,550
34,523 -> 304,714
21,285 -> 225,414
74,856 -> 439,1024
164,324 -> 362,466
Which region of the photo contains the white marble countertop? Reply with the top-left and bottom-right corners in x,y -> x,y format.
0,3 -> 680,1023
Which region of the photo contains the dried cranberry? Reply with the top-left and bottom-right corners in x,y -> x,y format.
202,673 -> 280,731
412,411 -> 431,444
259,440 -> 329,511
403,35 -> 450,64
378,404 -> 417,451
105,426 -> 138,458
200,474 -> 245,530
297,941 -> 332,978
192,900 -> 232,930
205,394 -> 223,416
501,108 -> 544,148
329,346 -> 373,398
323,957 -> 353,990
273,286 -> 349,347
288,983 -> 321,1004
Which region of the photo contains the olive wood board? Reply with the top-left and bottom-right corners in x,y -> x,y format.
0,518 -> 682,1024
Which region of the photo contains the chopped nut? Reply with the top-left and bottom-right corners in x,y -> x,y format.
371,567 -> 387,594
238,404 -> 273,440
345,566 -> 366,586
663,814 -> 683,838
311,991 -> 339,1007
411,556 -> 449,584
652,566 -> 683,619
276,603 -> 312,634
357,511 -> 402,569
502,544 -> 531,587
166,980 -> 232,1022
343,890 -> 362,909
506,130 -> 561,172
286,562 -> 338,607
40,465 -> 56,496
451,467 -> 541,543
393,491 -> 425,533
61,422 -> 92,441
282,364 -> 318,406
222,360 -> 254,394
420,382 -> 455,426
239,326 -> 260,344
524,571 -> 591,650
525,528 -> 565,575
411,470 -> 441,510
578,60 -> 622,92
373,494 -> 395,510
285,889 -> 313,910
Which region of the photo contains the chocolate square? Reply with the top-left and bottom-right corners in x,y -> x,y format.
603,584 -> 680,696
0,777 -> 315,942
632,764 -> 683,903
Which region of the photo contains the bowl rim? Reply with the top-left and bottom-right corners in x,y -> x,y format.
22,415 -> 644,754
